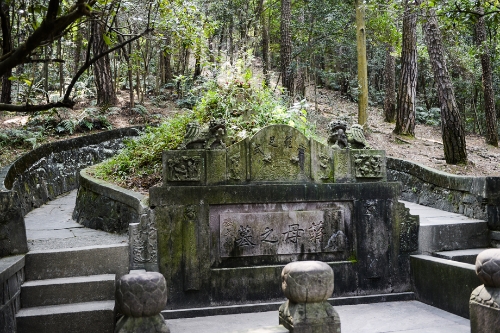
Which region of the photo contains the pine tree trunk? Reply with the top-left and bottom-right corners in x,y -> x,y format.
383,45 -> 396,122
423,8 -> 467,164
0,2 -> 11,104
475,6 -> 498,147
91,19 -> 117,106
355,0 -> 368,125
394,0 -> 417,136
259,0 -> 270,86
280,0 -> 293,96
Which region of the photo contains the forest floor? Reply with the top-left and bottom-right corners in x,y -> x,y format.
1,83 -> 500,179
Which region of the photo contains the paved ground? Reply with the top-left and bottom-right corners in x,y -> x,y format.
24,191 -> 472,332
166,301 -> 470,333
24,190 -> 127,251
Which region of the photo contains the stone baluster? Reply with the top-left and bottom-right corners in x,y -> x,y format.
115,272 -> 169,333
470,249 -> 500,333
279,261 -> 341,333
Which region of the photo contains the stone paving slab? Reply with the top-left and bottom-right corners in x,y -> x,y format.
400,201 -> 485,225
165,301 -> 470,333
24,190 -> 127,251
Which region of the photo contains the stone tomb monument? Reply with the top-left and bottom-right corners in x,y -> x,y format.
150,124 -> 418,309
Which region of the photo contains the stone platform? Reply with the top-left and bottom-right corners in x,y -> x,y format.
166,301 -> 469,333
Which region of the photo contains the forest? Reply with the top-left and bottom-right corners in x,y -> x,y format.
1,0 -> 500,186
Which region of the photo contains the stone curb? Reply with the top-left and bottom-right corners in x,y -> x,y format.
1,127 -> 143,191
79,168 -> 148,214
387,157 -> 484,195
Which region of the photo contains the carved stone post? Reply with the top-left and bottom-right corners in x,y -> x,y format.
115,272 -> 169,333
470,249 -> 500,333
279,261 -> 341,333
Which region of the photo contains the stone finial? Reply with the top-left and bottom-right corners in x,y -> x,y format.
470,249 -> 500,333
115,272 -> 169,333
476,249 -> 500,288
281,261 -> 334,303
279,261 -> 340,333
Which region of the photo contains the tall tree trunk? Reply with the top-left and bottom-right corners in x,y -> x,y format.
355,0 -> 368,125
394,0 -> 418,136
164,36 -> 172,82
280,0 -> 293,96
383,45 -> 396,122
423,8 -> 467,164
58,40 -> 64,96
91,19 -> 117,106
0,1 -> 12,104
259,0 -> 270,86
475,5 -> 498,146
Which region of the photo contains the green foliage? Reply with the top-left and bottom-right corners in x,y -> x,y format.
0,129 -> 44,149
95,61 -> 317,187
416,107 -> 441,126
93,112 -> 194,183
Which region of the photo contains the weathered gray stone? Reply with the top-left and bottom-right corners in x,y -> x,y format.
116,272 -> 168,317
281,261 -> 334,303
279,301 -> 341,333
470,286 -> 500,333
411,254 -> 481,318
476,249 -> 500,288
115,314 -> 170,333
279,261 -> 340,333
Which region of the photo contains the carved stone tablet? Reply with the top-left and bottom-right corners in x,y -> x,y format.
219,209 -> 346,258
249,125 -> 311,182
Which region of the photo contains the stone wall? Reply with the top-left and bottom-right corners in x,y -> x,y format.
73,169 -> 157,271
387,157 -> 486,219
387,157 -> 500,232
0,127 -> 142,257
0,255 -> 24,333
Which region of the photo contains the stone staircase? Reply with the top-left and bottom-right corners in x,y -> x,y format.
12,190 -> 129,333
16,244 -> 128,333
402,200 -> 490,318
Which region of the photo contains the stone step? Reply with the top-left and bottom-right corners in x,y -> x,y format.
433,248 -> 489,265
400,201 -> 490,254
21,274 -> 116,308
25,243 -> 129,280
16,300 -> 115,333
410,254 -> 481,318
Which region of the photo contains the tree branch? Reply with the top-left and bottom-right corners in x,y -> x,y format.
25,58 -> 65,64
0,101 -> 75,112
0,0 -> 95,77
64,28 -> 151,103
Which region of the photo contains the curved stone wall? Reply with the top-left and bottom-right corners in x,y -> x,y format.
387,157 -> 500,232
0,127 -> 142,257
73,169 -> 156,271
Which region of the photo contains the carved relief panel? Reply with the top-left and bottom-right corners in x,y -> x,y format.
163,150 -> 205,184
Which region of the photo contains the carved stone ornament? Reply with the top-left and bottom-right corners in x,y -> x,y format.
354,154 -> 383,178
166,156 -> 202,181
476,249 -> 500,288
131,214 -> 158,266
279,261 -> 341,333
115,272 -> 170,333
327,120 -> 372,150
177,119 -> 226,150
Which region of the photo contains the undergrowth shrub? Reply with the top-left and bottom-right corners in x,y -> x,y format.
94,61 -> 316,189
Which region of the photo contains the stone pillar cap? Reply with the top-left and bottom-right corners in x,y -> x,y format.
476,249 -> 500,288
281,260 -> 334,303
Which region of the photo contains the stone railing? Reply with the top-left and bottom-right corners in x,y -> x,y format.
74,169 -> 156,271
0,127 -> 142,333
387,157 -> 500,234
0,127 -> 142,258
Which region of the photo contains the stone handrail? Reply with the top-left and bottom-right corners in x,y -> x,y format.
0,127 -> 142,258
387,157 -> 500,232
